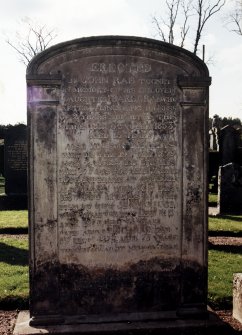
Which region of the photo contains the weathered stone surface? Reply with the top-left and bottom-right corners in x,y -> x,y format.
218,163 -> 242,214
233,273 -> 242,324
27,36 -> 210,326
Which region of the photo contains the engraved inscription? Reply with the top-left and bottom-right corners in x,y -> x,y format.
6,141 -> 27,171
57,57 -> 182,267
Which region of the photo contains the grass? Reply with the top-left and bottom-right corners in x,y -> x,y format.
208,249 -> 242,309
209,215 -> 242,235
0,175 -> 5,195
0,236 -> 29,309
208,214 -> 242,309
0,210 -> 28,233
208,193 -> 218,204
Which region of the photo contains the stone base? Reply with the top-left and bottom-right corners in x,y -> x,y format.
14,310 -> 229,335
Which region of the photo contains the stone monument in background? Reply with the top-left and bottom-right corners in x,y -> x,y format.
16,36 -> 218,334
4,124 -> 27,195
0,124 -> 27,210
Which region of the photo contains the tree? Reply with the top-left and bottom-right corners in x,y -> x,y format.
152,0 -> 225,56
224,0 -> 242,35
5,17 -> 57,66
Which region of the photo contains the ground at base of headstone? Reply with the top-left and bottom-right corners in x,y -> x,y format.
1,309 -> 242,334
10,309 -> 242,335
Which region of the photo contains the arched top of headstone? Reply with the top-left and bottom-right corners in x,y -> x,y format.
27,35 -> 210,80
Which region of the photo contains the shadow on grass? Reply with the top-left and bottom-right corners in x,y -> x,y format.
208,242 -> 242,255
0,296 -> 29,310
0,227 -> 28,235
209,231 -> 242,237
0,242 -> 28,265
208,296 -> 232,311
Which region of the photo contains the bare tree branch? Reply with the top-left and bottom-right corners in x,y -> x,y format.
193,0 -> 225,55
224,0 -> 242,35
5,17 -> 57,66
167,0 -> 181,43
152,0 -> 225,57
152,16 -> 168,42
180,0 -> 192,48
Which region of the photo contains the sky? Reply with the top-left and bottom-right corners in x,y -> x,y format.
0,0 -> 241,125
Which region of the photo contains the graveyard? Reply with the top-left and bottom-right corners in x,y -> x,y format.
1,211 -> 242,333
0,35 -> 241,335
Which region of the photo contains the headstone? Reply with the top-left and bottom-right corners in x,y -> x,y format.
0,140 -> 4,177
219,125 -> 239,166
26,36 -> 211,330
233,273 -> 242,324
209,129 -> 218,151
4,124 -> 27,195
218,163 -> 242,214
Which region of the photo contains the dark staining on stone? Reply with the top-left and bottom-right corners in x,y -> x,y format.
36,108 -> 56,150
59,208 -> 91,227
46,219 -> 57,226
32,258 -> 204,316
84,152 -> 89,161
181,260 -> 207,304
46,88 -> 55,95
123,136 -> 132,151
127,212 -> 136,217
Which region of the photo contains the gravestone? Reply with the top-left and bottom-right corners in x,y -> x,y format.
219,125 -> 239,166
0,124 -> 28,210
24,36 -> 212,332
4,124 -> 27,195
0,140 -> 4,177
218,163 -> 242,214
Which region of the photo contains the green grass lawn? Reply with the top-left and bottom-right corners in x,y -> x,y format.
0,175 -> 5,194
208,193 -> 218,204
208,214 -> 242,308
0,236 -> 29,309
0,210 -> 28,231
208,249 -> 242,309
209,214 -> 242,235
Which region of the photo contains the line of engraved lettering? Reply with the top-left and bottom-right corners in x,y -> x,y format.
97,104 -> 142,112
73,87 -> 109,94
67,76 -> 109,84
112,77 -> 135,85
90,62 -> 151,74
144,95 -> 176,103
145,105 -> 177,112
138,87 -> 175,95
111,87 -> 135,94
139,78 -> 171,85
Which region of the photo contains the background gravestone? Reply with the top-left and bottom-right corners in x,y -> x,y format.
219,125 -> 240,166
0,140 -> 4,179
4,124 -> 27,195
0,124 -> 27,210
26,36 -> 211,330
218,163 -> 242,214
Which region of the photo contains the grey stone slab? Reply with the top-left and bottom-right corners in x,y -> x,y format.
14,310 -> 227,335
27,36 -> 211,328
